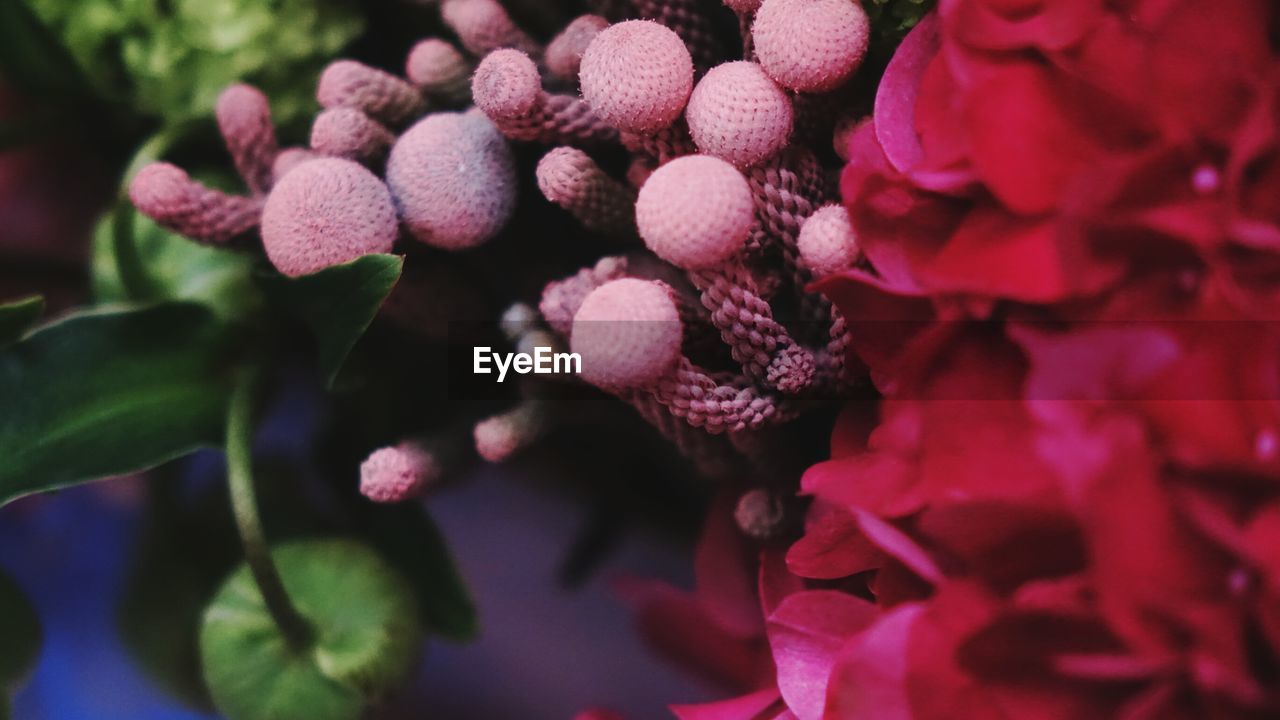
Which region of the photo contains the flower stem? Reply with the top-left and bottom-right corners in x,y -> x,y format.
226,368 -> 312,650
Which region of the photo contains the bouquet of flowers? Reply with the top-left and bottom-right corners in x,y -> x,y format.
2,0 -> 1278,718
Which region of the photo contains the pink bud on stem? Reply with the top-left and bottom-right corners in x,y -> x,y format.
472,48 -> 617,146
571,278 -> 794,433
360,442 -> 441,503
536,147 -> 637,236
635,156 -> 815,394
215,84 -> 279,196
129,163 -> 264,244
405,39 -> 473,105
317,60 -> 426,127
310,107 -> 395,164
545,15 -> 609,83
440,0 -> 541,58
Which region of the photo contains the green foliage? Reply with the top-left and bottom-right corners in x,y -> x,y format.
25,0 -> 365,125
0,302 -> 233,507
0,569 -> 42,712
200,539 -> 423,720
866,0 -> 934,45
0,296 -> 44,347
92,204 -> 262,321
259,254 -> 404,388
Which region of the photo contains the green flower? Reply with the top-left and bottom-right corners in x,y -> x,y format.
28,0 -> 364,126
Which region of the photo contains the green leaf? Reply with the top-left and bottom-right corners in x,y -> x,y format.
259,254 -> 403,388
0,569 -> 41,698
0,302 -> 233,508
0,0 -> 94,100
92,205 -> 261,321
0,296 -> 43,347
359,503 -> 477,642
200,539 -> 422,720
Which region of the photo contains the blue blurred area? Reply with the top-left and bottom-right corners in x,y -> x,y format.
0,485 -> 215,720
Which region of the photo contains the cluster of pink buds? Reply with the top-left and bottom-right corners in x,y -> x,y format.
129,0 -> 870,493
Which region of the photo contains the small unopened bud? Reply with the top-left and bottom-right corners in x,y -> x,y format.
474,398 -> 553,462
734,488 -> 785,540
360,442 -> 440,503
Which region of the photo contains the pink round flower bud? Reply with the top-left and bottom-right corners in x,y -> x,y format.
310,107 -> 394,162
260,157 -> 397,277
405,39 -> 470,92
579,21 -> 694,134
752,0 -> 870,93
471,48 -> 541,121
636,155 -> 753,270
385,112 -> 516,250
686,61 -> 793,167
797,204 -> 858,276
360,442 -> 438,503
546,15 -> 609,81
571,278 -> 683,390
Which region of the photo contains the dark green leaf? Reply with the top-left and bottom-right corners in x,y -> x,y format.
0,0 -> 93,99
200,539 -> 422,720
0,569 -> 41,697
259,255 -> 403,388
0,296 -> 43,347
0,303 -> 234,507
360,503 -> 477,642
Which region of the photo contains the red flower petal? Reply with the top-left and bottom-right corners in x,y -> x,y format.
766,590 -> 879,720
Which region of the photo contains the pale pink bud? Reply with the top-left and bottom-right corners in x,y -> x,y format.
632,0 -> 725,71
129,163 -> 263,244
215,84 -> 278,195
536,146 -> 636,236
310,108 -> 395,163
686,61 -> 793,168
571,278 -> 684,391
385,112 -> 517,250
317,60 -> 426,127
636,155 -> 754,270
579,21 -> 693,135
360,442 -> 439,503
405,39 -> 472,104
798,204 -> 858,277
260,157 -> 398,277
440,0 -> 540,58
752,0 -> 870,93
473,399 -> 552,462
545,15 -> 609,82
472,48 -> 616,145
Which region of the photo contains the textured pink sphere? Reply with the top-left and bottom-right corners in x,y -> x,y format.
471,48 -> 541,121
636,155 -> 753,270
385,112 -> 516,250
360,443 -> 437,503
572,278 -> 683,390
260,157 -> 397,277
798,204 -> 858,276
752,0 -> 870,93
579,21 -> 693,134
686,61 -> 793,167
405,38 -> 469,88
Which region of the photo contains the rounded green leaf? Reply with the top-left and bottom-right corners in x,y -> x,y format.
200,539 -> 422,720
0,570 -> 42,693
